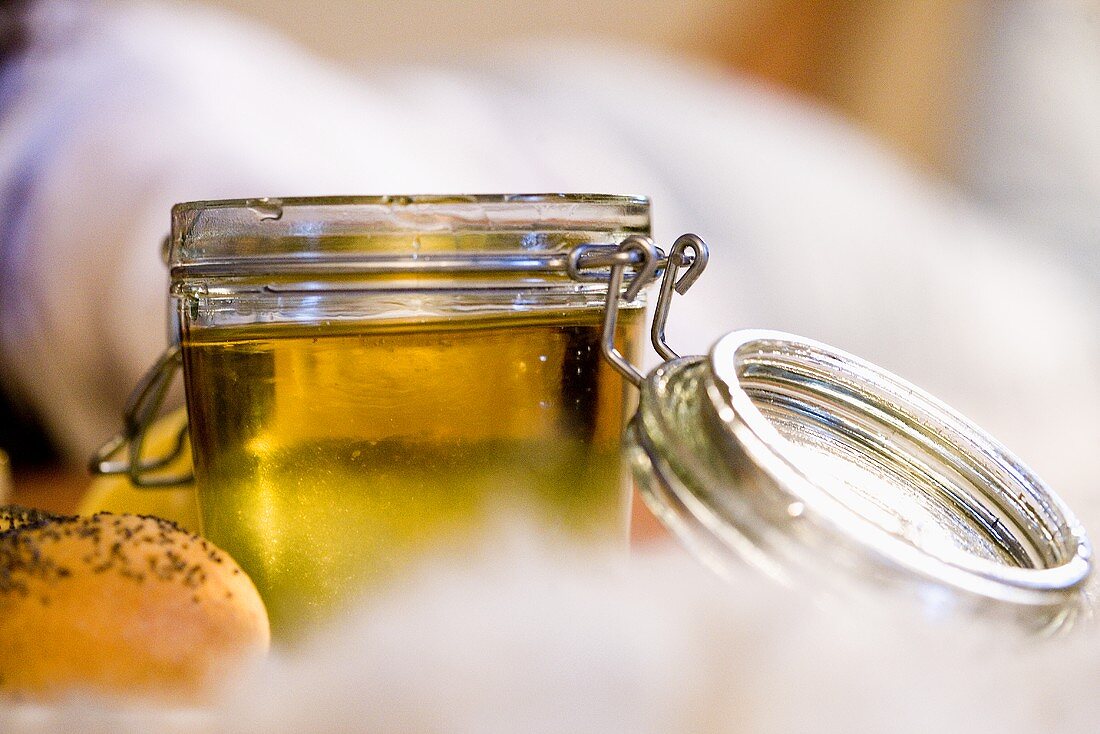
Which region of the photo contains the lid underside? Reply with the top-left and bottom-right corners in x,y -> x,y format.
631,330 -> 1091,622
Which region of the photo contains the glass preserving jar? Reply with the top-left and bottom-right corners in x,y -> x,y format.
105,194 -> 652,632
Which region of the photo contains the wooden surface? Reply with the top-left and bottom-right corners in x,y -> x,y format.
8,469 -> 89,514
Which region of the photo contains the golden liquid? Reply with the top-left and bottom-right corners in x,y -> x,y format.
182,308 -> 642,633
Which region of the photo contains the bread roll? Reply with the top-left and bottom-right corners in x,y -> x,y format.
0,507 -> 270,702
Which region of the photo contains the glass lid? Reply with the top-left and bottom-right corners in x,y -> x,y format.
628,329 -> 1092,627
562,231 -> 1091,628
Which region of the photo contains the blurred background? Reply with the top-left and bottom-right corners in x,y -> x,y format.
2,4 -> 1100,730
1,4 -> 1099,727
198,0 -> 1096,180
210,0 -> 971,175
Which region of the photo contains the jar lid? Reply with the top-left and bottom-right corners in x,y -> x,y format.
167,194 -> 650,279
589,235 -> 1093,629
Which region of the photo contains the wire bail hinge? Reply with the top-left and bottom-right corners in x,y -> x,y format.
89,345 -> 194,486
569,233 -> 710,388
651,233 -> 709,361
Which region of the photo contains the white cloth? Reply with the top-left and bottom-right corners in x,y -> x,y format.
1,0 -> 1098,506
961,0 -> 1100,281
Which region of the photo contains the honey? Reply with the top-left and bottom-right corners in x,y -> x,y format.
182,308 -> 643,631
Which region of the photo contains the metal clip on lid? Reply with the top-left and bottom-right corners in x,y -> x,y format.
567,233 -> 707,386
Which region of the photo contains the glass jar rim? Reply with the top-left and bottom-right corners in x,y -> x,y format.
631,329 -> 1092,620
172,192 -> 650,216
168,193 -> 652,279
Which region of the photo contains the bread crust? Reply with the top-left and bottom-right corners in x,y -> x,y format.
0,507 -> 270,702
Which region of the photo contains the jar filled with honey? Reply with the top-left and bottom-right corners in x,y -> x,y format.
102,194 -> 651,632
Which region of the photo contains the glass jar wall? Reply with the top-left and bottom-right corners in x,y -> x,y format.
168,195 -> 649,632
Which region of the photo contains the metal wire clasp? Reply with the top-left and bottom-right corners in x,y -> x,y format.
569,233 -> 709,387
88,345 -> 193,486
